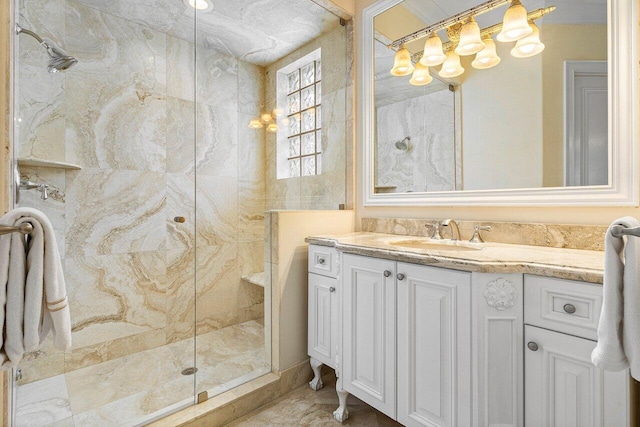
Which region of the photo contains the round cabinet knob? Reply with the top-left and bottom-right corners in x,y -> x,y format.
329,287 -> 336,293
384,270 -> 391,277
527,341 -> 539,351
174,216 -> 186,223
397,273 -> 406,281
318,258 -> 325,265
563,303 -> 576,314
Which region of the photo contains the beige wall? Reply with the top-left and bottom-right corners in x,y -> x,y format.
542,24 -> 608,187
355,0 -> 640,226
267,210 -> 355,372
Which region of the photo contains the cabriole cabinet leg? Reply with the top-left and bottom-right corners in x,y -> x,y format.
333,382 -> 349,422
309,357 -> 324,391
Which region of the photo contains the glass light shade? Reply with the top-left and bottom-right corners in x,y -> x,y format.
390,45 -> 415,76
272,108 -> 284,118
455,17 -> 485,56
184,0 -> 213,11
248,119 -> 263,129
419,34 -> 446,66
472,38 -> 501,69
439,51 -> 465,78
266,123 -> 278,133
497,0 -> 533,42
409,62 -> 433,86
511,23 -> 545,58
260,113 -> 273,124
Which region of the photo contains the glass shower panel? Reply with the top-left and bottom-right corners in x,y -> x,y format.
12,1 -> 198,425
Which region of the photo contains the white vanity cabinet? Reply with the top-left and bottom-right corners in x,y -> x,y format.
397,263 -> 472,427
307,245 -> 340,390
341,253 -> 473,425
524,275 -> 630,427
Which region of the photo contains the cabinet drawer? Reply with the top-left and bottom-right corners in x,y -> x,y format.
308,245 -> 339,278
524,275 -> 603,340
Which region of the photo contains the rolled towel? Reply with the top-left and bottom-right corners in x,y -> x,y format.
592,216 -> 640,378
0,207 -> 71,368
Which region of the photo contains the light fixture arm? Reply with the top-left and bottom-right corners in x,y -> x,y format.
410,6 -> 556,63
389,0 -> 510,49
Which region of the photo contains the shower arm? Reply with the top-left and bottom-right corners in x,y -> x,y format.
15,25 -> 52,51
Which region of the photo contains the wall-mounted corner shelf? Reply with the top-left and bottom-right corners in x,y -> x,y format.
18,158 -> 82,170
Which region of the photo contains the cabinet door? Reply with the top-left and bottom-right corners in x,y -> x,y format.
308,273 -> 336,367
342,253 -> 396,417
525,325 -> 630,427
397,263 -> 472,427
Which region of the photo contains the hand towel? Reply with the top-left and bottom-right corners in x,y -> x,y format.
0,207 -> 71,368
592,216 -> 640,379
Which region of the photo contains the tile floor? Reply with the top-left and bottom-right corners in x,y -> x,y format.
228,373 -> 403,426
14,320 -> 269,427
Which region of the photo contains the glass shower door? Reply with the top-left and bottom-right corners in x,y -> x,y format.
11,1 -> 198,425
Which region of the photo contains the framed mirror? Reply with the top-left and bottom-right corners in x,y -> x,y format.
361,0 -> 638,206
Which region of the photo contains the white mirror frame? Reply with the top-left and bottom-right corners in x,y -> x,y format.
362,0 -> 638,206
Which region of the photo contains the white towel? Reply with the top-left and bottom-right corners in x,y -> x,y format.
592,216 -> 640,379
0,207 -> 71,368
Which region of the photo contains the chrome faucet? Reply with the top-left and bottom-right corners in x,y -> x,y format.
20,179 -> 49,200
441,219 -> 460,241
425,221 -> 443,240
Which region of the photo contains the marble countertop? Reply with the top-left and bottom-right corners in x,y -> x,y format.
306,232 -> 605,284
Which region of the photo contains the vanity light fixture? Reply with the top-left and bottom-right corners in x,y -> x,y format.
249,110 -> 285,131
390,44 -> 415,76
511,22 -> 545,58
455,17 -> 485,56
183,0 -> 214,12
409,62 -> 433,86
420,34 -> 447,66
472,37 -> 501,69
387,1 -> 555,86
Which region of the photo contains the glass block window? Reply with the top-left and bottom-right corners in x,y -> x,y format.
286,59 -> 322,177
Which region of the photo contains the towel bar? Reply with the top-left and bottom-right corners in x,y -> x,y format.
610,224 -> 640,238
0,223 -> 33,236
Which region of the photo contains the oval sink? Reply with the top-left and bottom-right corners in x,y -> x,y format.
388,239 -> 483,251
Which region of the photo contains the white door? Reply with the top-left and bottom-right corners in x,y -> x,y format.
397,263 -> 472,427
525,325 -> 629,427
308,273 -> 335,367
342,254 -> 396,418
565,60 -> 608,186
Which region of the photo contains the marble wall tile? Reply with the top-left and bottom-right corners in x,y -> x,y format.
65,168 -> 165,258
18,55 -> 66,162
64,250 -> 167,349
20,0 -> 66,42
19,167 -> 66,258
64,329 -> 166,372
196,174 -> 239,246
65,77 -> 167,172
164,247 -> 196,344
65,2 -> 167,94
166,35 -> 195,101
196,46 -> 239,110
239,242 -> 264,277
15,374 -> 73,427
69,0 -> 187,34
238,179 -> 266,243
238,62 -> 265,116
237,112 -> 266,182
166,173 -> 196,252
17,338 -> 65,385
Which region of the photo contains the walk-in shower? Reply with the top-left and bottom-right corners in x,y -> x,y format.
9,0 -> 350,425
15,24 -> 77,73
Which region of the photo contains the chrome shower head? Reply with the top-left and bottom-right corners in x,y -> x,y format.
395,136 -> 411,151
16,24 -> 78,73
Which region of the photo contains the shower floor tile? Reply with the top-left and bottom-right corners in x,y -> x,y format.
14,320 -> 268,427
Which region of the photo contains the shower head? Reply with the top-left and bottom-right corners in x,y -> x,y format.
16,24 -> 78,73
395,136 -> 411,151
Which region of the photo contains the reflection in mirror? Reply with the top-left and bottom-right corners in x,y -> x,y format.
373,0 -> 607,194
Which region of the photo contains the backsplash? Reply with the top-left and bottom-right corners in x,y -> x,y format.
361,217 -> 608,251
